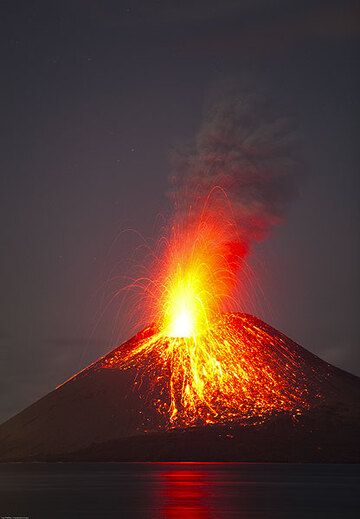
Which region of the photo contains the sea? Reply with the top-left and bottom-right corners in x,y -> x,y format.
0,462 -> 359,518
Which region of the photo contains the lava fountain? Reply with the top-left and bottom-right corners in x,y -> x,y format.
102,198 -> 310,428
101,91 -> 306,429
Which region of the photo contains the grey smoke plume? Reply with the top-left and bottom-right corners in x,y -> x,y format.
171,89 -> 299,251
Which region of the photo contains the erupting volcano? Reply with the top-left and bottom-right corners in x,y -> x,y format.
0,308 -> 359,462
101,201 -> 311,429
0,204 -> 359,462
0,92 -> 359,462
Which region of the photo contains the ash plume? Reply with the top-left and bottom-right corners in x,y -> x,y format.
170,89 -> 300,253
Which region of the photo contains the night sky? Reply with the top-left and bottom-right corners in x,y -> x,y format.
1,0 -> 359,423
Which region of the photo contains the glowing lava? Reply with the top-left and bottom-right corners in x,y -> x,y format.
169,306 -> 194,338
102,313 -> 311,428
101,204 -> 311,428
163,270 -> 199,338
158,206 -> 241,341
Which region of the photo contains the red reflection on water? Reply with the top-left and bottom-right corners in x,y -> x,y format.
159,466 -> 214,519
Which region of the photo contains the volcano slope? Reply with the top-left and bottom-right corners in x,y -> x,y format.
0,313 -> 359,462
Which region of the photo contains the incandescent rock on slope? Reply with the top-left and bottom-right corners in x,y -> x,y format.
0,313 -> 359,462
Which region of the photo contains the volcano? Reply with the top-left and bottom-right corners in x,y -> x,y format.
0,313 -> 359,462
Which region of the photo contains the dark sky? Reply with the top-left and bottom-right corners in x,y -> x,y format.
1,0 -> 359,423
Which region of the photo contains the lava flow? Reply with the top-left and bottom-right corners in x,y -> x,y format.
101,206 -> 312,428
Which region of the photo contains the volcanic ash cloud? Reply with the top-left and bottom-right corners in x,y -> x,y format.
170,90 -> 300,251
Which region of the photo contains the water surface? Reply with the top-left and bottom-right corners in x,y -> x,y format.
0,463 -> 359,518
